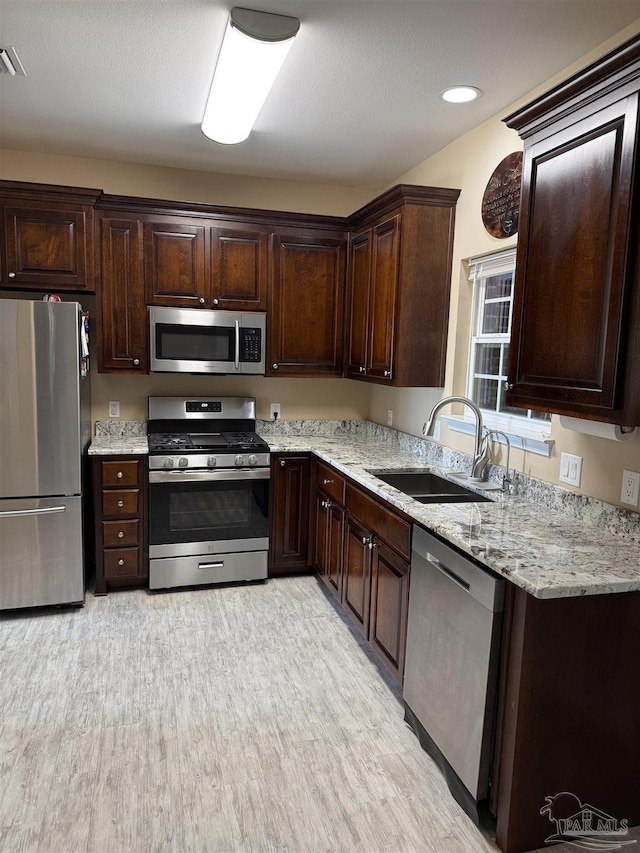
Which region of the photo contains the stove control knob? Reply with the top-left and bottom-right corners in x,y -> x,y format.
235,454 -> 245,466
162,457 -> 174,469
207,456 -> 217,468
248,454 -> 258,466
178,457 -> 189,468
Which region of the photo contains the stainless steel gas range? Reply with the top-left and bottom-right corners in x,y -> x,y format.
147,396 -> 270,591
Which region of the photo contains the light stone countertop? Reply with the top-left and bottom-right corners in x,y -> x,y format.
87,420 -> 640,600
263,431 -> 640,601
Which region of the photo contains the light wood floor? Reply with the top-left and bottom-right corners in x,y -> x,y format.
0,576 -> 636,853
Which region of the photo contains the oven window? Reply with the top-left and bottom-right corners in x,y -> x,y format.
156,324 -> 233,362
149,479 -> 269,545
169,489 -> 249,532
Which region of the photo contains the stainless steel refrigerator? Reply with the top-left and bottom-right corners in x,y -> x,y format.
0,298 -> 90,610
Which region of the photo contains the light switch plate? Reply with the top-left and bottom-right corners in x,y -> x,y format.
559,452 -> 582,487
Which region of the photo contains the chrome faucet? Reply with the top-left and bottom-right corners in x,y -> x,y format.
481,429 -> 514,492
422,395 -> 489,480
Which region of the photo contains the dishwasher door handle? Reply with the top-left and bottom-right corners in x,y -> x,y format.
426,552 -> 470,591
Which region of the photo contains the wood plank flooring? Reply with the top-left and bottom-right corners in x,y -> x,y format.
0,576 -> 637,853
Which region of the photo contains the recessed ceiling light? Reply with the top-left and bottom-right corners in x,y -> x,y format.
440,86 -> 481,104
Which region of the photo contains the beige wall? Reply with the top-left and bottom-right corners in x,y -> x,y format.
2,21 -> 639,510
0,148 -> 372,216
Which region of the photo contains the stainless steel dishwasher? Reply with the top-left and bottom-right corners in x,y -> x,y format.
403,525 -> 505,824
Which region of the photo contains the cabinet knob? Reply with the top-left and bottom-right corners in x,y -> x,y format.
505,382 -> 514,391
280,459 -> 286,467
117,500 -> 124,508
118,558 -> 125,566
368,541 -> 378,550
212,298 -> 219,306
361,536 -> 368,545
272,363 -> 279,370
383,370 -> 390,377
118,531 -> 124,538
8,272 -> 16,279
133,358 -> 140,367
322,478 -> 333,485
359,366 -> 365,374
117,471 -> 123,479
199,297 -> 205,305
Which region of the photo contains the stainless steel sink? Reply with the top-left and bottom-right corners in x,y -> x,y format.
370,469 -> 491,503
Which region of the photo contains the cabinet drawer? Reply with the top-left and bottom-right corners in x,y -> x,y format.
345,483 -> 410,560
103,547 -> 141,579
315,461 -> 345,505
102,489 -> 140,517
101,459 -> 140,487
102,519 -> 140,548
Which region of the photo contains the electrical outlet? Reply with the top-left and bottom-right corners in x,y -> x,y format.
433,421 -> 441,441
269,402 -> 281,421
621,469 -> 640,506
559,452 -> 582,487
108,401 -> 120,418
387,409 -> 393,426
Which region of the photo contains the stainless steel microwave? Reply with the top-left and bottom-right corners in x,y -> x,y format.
149,306 -> 266,375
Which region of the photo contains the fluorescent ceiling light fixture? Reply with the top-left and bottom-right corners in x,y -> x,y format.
440,86 -> 481,103
201,7 -> 300,145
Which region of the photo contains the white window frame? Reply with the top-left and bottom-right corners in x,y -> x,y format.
444,248 -> 554,457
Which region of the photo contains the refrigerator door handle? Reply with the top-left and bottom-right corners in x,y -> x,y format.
0,505 -> 66,518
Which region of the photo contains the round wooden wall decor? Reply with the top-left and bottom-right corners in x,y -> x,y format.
481,151 -> 523,238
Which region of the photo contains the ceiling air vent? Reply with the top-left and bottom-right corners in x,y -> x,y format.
0,47 -> 26,77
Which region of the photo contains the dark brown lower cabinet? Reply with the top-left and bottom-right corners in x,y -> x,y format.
268,453 -> 311,576
369,541 -> 409,679
93,455 -> 148,594
313,488 -> 345,600
342,515 -> 373,638
495,585 -> 640,853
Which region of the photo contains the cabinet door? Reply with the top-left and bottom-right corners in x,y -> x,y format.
313,490 -> 344,600
97,216 -> 147,372
269,454 -> 311,575
210,224 -> 268,310
342,515 -> 372,637
508,95 -> 639,418
269,232 -> 346,376
370,541 -> 409,683
143,218 -> 207,307
4,204 -> 93,290
346,228 -> 371,377
367,215 -> 400,381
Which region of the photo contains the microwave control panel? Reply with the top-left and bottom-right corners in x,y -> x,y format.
240,328 -> 262,362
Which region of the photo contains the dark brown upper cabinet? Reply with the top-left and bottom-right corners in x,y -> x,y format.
96,213 -> 148,373
268,227 -> 347,377
143,217 -> 207,308
504,34 -> 640,425
210,223 -> 269,310
0,182 -> 100,292
346,185 -> 460,387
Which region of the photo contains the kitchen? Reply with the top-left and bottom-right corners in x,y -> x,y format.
1,3 -> 640,853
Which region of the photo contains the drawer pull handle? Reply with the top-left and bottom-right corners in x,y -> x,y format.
117,471 -> 123,479
117,500 -> 124,508
118,558 -> 125,566
118,531 -> 124,538
199,561 -> 224,570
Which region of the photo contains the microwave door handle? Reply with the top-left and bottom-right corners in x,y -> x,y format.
234,320 -> 240,370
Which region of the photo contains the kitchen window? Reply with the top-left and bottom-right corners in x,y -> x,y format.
448,248 -> 553,456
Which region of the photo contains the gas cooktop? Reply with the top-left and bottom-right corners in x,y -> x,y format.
148,431 -> 269,454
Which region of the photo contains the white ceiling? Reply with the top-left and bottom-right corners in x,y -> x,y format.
0,1 -> 638,188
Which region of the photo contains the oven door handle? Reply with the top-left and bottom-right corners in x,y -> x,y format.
235,320 -> 240,370
149,468 -> 271,484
